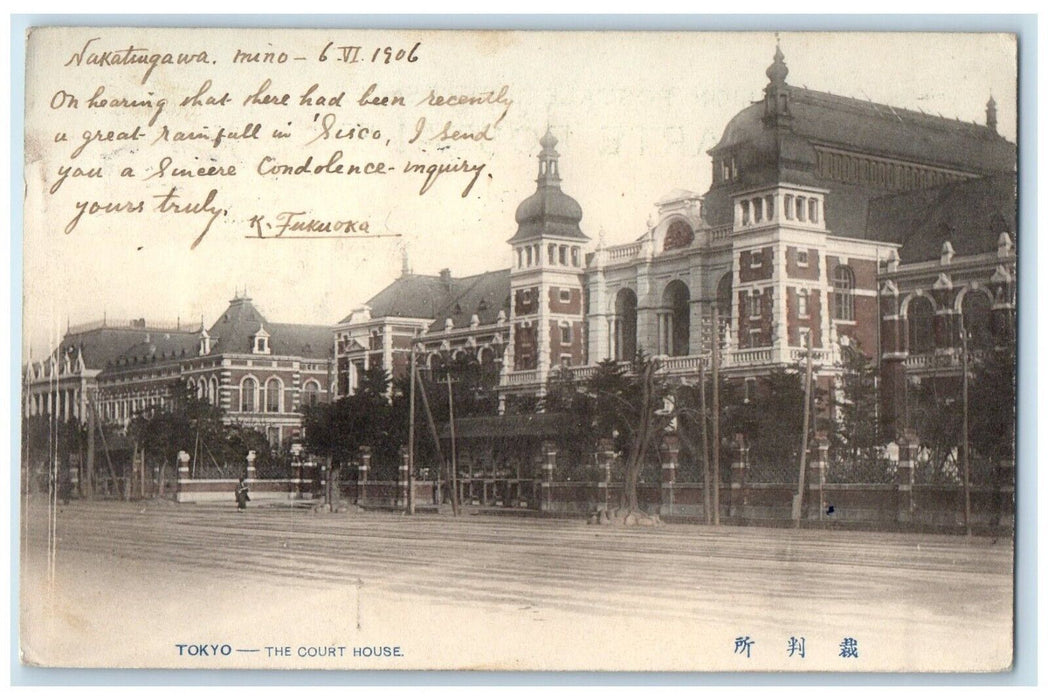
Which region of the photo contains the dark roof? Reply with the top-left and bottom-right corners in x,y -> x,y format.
710,87 -> 1015,174
426,269 -> 510,333
509,129 -> 587,244
510,185 -> 587,244
438,412 -> 573,439
60,326 -> 199,370
266,323 -> 334,359
347,274 -> 459,322
866,173 -> 1016,263
343,270 -> 510,329
703,86 -> 1016,238
207,297 -> 331,358
110,333 -> 200,366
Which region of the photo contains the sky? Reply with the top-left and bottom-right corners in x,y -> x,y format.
21,30 -> 1017,357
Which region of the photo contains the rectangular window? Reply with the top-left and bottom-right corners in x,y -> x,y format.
744,378 -> 757,404
560,355 -> 573,368
749,328 -> 763,347
559,289 -> 572,304
560,324 -> 572,344
797,249 -> 809,267
748,292 -> 762,319
749,251 -> 762,268
797,290 -> 809,318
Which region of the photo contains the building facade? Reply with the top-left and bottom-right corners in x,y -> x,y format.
335,46 -> 1017,434
24,296 -> 334,448
26,46 -> 1017,444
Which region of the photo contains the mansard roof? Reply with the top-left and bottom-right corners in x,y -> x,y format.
207,296 -> 331,358
426,269 -> 511,333
59,324 -> 198,370
342,269 -> 511,330
866,172 -> 1016,263
710,87 -> 1015,175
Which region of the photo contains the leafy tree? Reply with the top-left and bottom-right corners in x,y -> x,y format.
540,366 -> 599,479
583,354 -> 670,512
909,375 -> 963,482
969,346 -> 1016,464
836,341 -> 883,461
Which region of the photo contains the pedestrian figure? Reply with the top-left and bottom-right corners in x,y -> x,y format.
235,477 -> 250,511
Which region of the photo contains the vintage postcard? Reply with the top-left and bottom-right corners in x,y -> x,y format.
19,27 -> 1017,671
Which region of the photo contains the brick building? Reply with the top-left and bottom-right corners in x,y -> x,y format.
337,46 -> 1016,434
24,295 -> 333,448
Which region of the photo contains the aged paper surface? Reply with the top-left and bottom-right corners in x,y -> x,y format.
21,27 -> 1016,671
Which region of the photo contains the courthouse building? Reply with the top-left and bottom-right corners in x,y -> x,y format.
25,46 -> 1016,442
23,295 -> 333,447
334,46 -> 1017,431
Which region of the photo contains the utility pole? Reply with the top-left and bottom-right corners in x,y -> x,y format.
407,345 -> 417,515
711,306 -> 721,526
961,322 -> 972,538
793,331 -> 814,527
698,363 -> 712,525
85,397 -> 96,499
445,366 -> 461,516
414,362 -> 446,507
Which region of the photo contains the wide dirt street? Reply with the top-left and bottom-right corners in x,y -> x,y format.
19,498 -> 1013,672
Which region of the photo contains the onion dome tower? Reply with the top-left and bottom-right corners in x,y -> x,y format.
505,129 -> 589,394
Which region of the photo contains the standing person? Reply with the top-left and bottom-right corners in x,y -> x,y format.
235,477 -> 250,512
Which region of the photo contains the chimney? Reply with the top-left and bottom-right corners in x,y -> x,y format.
439,268 -> 452,290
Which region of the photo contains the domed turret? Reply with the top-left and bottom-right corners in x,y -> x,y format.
763,42 -> 793,129
766,44 -> 788,86
509,129 -> 587,243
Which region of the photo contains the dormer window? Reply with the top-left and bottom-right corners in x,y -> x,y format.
252,324 -> 271,355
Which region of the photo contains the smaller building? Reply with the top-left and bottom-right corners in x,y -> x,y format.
24,295 -> 334,448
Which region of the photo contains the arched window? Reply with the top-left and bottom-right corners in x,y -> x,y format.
265,378 -> 282,413
716,273 -> 733,320
661,280 -> 691,357
613,288 -> 638,361
302,380 -> 320,407
209,377 -> 219,406
908,296 -> 935,354
962,290 -> 993,350
241,377 -> 257,413
832,266 -> 855,321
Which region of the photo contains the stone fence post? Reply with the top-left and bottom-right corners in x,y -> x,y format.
357,446 -> 371,506
896,429 -> 918,523
176,450 -> 191,501
729,434 -> 749,518
659,432 -> 680,517
398,446 -> 410,509
806,432 -> 829,519
539,441 -> 556,512
245,450 -> 256,480
596,438 -> 615,512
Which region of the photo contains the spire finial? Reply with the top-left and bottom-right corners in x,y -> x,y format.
766,37 -> 788,86
401,244 -> 411,277
986,93 -> 998,133
536,127 -> 561,187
